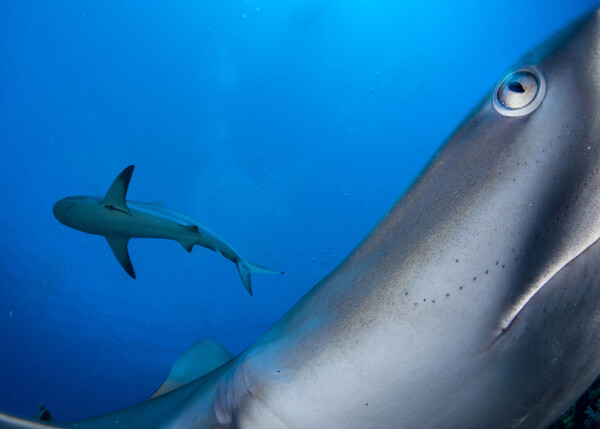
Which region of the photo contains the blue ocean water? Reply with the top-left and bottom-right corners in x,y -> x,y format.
0,0 -> 598,423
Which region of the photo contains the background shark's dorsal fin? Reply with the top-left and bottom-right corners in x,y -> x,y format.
106,236 -> 136,279
102,165 -> 134,213
150,339 -> 232,398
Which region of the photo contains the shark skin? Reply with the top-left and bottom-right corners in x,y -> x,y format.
52,165 -> 282,295
4,7 -> 600,429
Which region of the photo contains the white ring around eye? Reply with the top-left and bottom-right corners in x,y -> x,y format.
492,66 -> 546,117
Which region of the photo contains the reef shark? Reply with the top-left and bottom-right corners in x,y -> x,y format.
4,6 -> 600,429
52,165 -> 282,295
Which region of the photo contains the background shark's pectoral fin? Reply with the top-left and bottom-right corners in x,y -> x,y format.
106,236 -> 136,278
102,165 -> 134,214
178,225 -> 200,252
150,339 -> 232,398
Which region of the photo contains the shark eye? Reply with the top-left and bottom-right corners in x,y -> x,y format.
492,66 -> 546,117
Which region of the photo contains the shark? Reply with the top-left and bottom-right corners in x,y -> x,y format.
3,6 -> 600,429
52,165 -> 282,295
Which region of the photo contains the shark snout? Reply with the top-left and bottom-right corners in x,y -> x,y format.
53,198 -> 75,226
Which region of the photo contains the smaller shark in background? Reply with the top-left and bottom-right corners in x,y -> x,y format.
52,165 -> 282,295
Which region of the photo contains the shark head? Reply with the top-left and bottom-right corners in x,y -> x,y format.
52,196 -> 106,234
52,196 -> 77,225
53,166 -> 134,236
53,196 -> 89,223
218,8 -> 600,429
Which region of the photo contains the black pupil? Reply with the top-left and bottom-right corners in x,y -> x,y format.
508,81 -> 526,93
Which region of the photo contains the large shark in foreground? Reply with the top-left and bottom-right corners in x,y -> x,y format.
52,165 -> 282,295
4,7 -> 600,429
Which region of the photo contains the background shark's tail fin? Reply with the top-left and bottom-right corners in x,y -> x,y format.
236,259 -> 283,296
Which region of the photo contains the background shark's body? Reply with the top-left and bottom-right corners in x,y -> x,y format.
53,166 -> 282,295
3,7 -> 600,429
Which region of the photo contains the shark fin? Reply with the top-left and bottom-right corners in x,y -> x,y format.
33,406 -> 53,422
150,339 -> 232,398
178,225 -> 200,252
0,412 -> 66,428
102,165 -> 134,214
236,259 -> 284,296
106,236 -> 136,279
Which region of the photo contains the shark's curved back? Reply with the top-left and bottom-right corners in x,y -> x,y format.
204,8 -> 600,429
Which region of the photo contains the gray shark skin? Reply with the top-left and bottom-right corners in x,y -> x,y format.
4,7 -> 600,429
52,165 -> 282,295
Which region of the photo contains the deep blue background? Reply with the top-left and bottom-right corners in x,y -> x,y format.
1,0 -> 598,423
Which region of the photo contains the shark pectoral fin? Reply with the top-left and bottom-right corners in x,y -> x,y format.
106,237 -> 136,279
102,165 -> 134,214
150,339 -> 232,398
